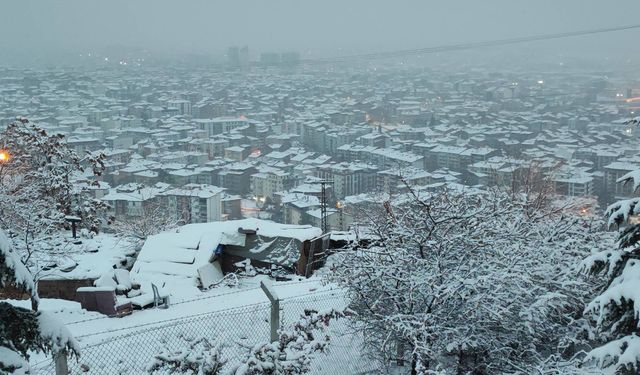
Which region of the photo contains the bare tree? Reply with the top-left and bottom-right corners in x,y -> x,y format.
327,186 -> 605,374
110,199 -> 182,251
0,119 -> 107,276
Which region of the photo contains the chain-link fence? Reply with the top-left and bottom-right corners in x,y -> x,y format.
32,288 -> 377,375
281,290 -> 379,375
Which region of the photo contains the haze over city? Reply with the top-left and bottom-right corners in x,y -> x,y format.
3,0 -> 640,65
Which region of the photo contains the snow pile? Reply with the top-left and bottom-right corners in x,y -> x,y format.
114,269 -> 132,290
37,234 -> 132,281
94,270 -> 118,289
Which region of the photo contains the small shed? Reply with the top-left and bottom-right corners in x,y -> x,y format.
76,286 -> 132,317
130,218 -> 323,298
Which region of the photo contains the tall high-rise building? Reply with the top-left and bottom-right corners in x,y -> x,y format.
281,51 -> 300,66
227,45 -> 249,68
227,46 -> 240,67
238,46 -> 249,68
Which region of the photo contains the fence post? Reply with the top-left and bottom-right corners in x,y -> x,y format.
260,280 -> 280,343
396,340 -> 405,367
54,349 -> 68,375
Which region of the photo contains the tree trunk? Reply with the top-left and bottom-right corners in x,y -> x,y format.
411,351 -> 418,375
456,349 -> 464,375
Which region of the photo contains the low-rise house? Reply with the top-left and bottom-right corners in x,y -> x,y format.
129,219 -> 324,302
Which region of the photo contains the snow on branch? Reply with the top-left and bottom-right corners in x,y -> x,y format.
606,198 -> 640,227
585,259 -> 640,328
0,229 -> 36,299
232,308 -> 348,375
147,336 -> 225,374
586,334 -> 640,373
617,170 -> 640,195
37,311 -> 80,356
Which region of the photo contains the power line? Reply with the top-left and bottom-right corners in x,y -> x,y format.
299,24 -> 640,65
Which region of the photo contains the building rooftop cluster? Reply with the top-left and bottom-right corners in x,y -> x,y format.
1,63 -> 639,230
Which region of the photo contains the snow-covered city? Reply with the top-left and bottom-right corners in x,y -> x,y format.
3,1 -> 640,374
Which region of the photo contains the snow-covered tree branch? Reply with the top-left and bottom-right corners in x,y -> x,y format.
0,118 -> 108,275
232,309 -> 347,375
327,187 -> 605,373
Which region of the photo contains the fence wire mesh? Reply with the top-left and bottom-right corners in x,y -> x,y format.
33,290 -> 377,375
281,291 -> 379,375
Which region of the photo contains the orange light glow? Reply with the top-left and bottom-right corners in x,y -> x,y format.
0,150 -> 9,163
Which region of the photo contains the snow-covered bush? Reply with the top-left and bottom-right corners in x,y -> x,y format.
147,336 -> 225,375
233,309 -> 347,375
0,229 -> 78,373
327,187 -> 604,373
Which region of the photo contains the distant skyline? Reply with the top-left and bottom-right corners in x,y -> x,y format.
2,0 -> 640,65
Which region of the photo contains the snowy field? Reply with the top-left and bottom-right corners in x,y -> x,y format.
23,277 -> 375,374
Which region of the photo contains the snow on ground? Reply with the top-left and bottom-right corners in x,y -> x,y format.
18,270 -> 381,375
21,275 -> 336,370
68,277 -> 331,344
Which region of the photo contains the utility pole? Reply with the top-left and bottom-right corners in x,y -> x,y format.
307,178 -> 332,234
320,180 -> 328,234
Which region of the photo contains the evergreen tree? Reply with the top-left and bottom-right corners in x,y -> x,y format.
584,117 -> 640,374
0,229 -> 78,373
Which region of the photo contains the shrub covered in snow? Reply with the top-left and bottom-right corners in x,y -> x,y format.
232,309 -> 347,375
147,336 -> 225,375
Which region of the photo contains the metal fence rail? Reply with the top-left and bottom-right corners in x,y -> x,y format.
33,288 -> 377,375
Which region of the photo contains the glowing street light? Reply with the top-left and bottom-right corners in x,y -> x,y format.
0,150 -> 9,163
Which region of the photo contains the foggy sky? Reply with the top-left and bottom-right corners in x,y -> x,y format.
2,0 -> 640,64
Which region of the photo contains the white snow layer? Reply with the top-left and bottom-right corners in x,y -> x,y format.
586,259 -> 640,325
37,310 -> 80,354
131,218 -> 321,297
0,346 -> 30,374
587,334 -> 640,373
